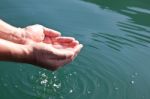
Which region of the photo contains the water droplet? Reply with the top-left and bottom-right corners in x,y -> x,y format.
69,89 -> 73,93
131,72 -> 138,78
131,80 -> 135,84
69,73 -> 72,76
53,83 -> 61,88
41,79 -> 48,85
54,76 -> 57,79
41,73 -> 46,77
39,71 -> 41,74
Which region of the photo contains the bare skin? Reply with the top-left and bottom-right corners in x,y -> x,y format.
0,20 -> 83,70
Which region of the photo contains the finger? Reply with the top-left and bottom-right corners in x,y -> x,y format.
43,27 -> 61,37
43,37 -> 52,43
72,44 -> 83,59
46,37 -> 73,45
68,40 -> 79,48
51,40 -> 80,50
50,47 -> 74,59
58,41 -> 79,48
54,40 -> 79,48
55,37 -> 75,43
74,44 -> 83,52
51,37 -> 77,46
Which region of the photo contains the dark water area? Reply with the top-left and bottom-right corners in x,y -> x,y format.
0,0 -> 150,99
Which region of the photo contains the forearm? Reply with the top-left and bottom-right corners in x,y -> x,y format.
0,19 -> 26,44
0,38 -> 30,63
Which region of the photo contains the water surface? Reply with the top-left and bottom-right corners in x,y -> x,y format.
0,0 -> 150,99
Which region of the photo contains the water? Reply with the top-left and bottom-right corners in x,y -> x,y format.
0,0 -> 150,99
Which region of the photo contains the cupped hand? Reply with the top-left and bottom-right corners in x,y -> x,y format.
27,37 -> 83,70
22,24 -> 83,70
0,19 -> 83,70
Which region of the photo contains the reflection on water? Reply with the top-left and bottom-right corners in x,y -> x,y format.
83,0 -> 150,27
83,0 -> 150,50
0,0 -> 150,99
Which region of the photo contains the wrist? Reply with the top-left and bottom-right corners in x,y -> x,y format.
0,38 -> 33,63
10,43 -> 34,63
0,26 -> 27,44
13,28 -> 27,44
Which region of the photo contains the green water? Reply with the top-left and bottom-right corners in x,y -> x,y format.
0,0 -> 150,99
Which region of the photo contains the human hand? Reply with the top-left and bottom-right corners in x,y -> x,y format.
18,24 -> 83,70
0,20 -> 83,70
26,37 -> 83,70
